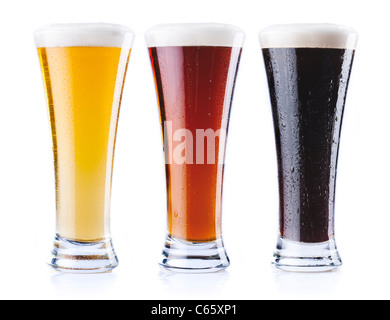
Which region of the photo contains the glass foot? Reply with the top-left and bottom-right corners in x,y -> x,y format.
160,235 -> 230,273
272,236 -> 342,272
49,235 -> 119,274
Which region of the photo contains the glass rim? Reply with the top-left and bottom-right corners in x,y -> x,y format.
259,23 -> 358,50
145,23 -> 245,48
34,23 -> 135,48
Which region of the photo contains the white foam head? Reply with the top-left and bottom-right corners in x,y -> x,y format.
34,23 -> 135,48
145,23 -> 245,48
259,24 -> 358,49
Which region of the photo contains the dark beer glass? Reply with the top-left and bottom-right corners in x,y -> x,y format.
260,24 -> 358,271
146,24 -> 245,273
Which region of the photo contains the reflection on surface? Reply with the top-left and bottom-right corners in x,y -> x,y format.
159,270 -> 230,299
51,272 -> 117,298
273,268 -> 341,298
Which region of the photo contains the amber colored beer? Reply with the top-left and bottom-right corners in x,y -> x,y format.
146,23 -> 244,272
38,46 -> 130,242
149,46 -> 242,242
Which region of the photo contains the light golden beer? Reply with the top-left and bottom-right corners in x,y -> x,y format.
35,24 -> 134,272
38,46 -> 130,242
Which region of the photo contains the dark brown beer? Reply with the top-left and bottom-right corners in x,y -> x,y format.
149,46 -> 242,242
263,47 -> 355,243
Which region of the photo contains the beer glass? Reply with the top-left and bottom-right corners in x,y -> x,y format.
145,24 -> 245,273
35,24 -> 134,273
259,24 -> 358,271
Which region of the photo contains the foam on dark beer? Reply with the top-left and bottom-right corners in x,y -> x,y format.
259,24 -> 358,49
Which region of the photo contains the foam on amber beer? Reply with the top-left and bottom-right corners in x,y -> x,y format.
145,23 -> 245,47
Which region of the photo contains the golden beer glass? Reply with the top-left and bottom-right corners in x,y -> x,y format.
35,23 -> 134,273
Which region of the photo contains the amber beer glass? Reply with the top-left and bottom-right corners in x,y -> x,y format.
35,24 -> 134,273
146,24 -> 245,272
260,24 -> 358,271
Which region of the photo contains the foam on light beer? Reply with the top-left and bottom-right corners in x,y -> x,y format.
34,23 -> 135,48
145,23 -> 245,47
259,23 -> 358,49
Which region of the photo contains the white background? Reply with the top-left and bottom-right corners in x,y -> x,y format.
0,0 -> 387,300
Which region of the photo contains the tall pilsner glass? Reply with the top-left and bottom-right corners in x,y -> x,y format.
260,24 -> 358,271
35,24 -> 134,273
146,24 -> 245,273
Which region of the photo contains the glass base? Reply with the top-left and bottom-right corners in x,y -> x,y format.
160,235 -> 230,273
272,236 -> 342,272
49,235 -> 119,274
